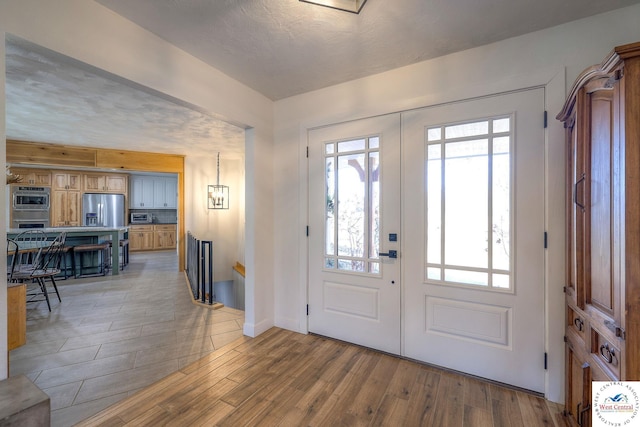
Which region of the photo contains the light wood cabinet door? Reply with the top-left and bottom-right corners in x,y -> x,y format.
51,190 -> 81,226
84,174 -> 105,192
84,173 -> 127,194
10,168 -> 51,186
129,225 -> 155,251
106,175 -> 127,193
8,284 -> 26,351
66,191 -> 82,226
52,171 -> 82,191
154,225 -> 176,249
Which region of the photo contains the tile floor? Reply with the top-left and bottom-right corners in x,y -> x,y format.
9,250 -> 245,427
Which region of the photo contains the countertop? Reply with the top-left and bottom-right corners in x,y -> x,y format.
129,223 -> 177,225
8,226 -> 128,234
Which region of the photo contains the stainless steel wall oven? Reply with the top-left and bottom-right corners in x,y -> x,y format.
11,186 -> 51,228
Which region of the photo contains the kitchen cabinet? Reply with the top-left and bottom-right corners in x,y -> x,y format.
84,173 -> 127,194
557,41 -> 640,426
51,190 -> 81,226
8,284 -> 26,351
130,175 -> 177,209
154,225 -> 177,249
51,171 -> 82,226
10,168 -> 51,186
129,175 -> 154,208
153,177 -> 178,208
129,225 -> 155,251
52,171 -> 82,191
130,224 -> 176,251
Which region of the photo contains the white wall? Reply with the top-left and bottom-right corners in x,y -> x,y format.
185,156 -> 243,282
273,4 -> 640,403
0,26 -> 6,377
0,0 -> 275,379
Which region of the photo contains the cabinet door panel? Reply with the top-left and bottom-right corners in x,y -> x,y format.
84,174 -> 104,192
106,175 -> 127,193
164,178 -> 178,209
589,90 -> 615,316
68,174 -> 82,191
567,119 -> 583,308
566,343 -> 592,427
52,173 -> 68,190
67,191 -> 81,226
130,177 -> 154,208
51,191 -> 67,226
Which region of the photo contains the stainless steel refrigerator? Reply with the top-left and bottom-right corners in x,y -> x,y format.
82,193 -> 125,227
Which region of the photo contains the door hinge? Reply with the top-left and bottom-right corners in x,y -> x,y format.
306,146 -> 309,158
564,335 -> 568,343
544,110 -> 548,128
544,231 -> 548,249
306,226 -> 309,237
563,286 -> 567,293
544,352 -> 548,370
618,327 -> 626,340
306,304 -> 309,316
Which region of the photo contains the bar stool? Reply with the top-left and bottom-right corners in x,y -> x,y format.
58,246 -> 74,279
107,239 -> 129,271
73,242 -> 110,278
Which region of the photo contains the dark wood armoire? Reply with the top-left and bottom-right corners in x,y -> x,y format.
557,41 -> 640,426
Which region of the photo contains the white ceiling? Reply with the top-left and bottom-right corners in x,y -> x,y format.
6,0 -> 640,157
95,0 -> 640,100
5,37 -> 246,159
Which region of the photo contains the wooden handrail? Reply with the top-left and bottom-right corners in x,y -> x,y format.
233,262 -> 245,278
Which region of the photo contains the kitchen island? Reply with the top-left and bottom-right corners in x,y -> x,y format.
8,227 -> 128,276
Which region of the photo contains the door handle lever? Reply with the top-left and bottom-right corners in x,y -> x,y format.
379,250 -> 398,259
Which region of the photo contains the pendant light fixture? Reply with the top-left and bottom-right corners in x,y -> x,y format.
208,152 -> 229,209
299,0 -> 367,14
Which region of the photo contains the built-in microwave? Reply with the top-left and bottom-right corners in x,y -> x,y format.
131,212 -> 152,224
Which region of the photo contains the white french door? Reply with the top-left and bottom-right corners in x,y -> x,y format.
308,114 -> 401,355
307,89 -> 545,392
402,88 -> 545,392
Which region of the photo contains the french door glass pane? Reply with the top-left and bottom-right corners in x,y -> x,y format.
369,152 -> 380,259
337,153 -> 365,258
324,136 -> 381,275
325,157 -> 335,255
338,139 -> 365,153
445,121 -> 488,139
444,269 -> 488,286
425,116 -> 513,290
427,145 -> 442,264
492,136 -> 510,271
444,139 -> 488,269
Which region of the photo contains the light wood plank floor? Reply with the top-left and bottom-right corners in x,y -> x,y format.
78,327 -> 571,427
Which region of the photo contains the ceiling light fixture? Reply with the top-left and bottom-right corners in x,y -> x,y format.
208,152 -> 229,210
299,0 -> 367,14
